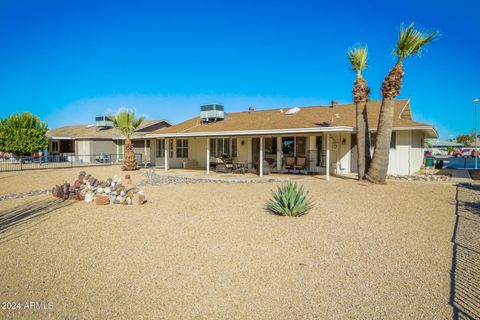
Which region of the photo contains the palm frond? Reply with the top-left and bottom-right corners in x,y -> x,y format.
108,109 -> 145,138
347,46 -> 368,75
395,23 -> 439,62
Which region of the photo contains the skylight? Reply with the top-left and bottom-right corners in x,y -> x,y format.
285,107 -> 300,115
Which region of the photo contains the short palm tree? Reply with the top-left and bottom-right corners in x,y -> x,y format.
109,110 -> 144,171
366,23 -> 438,183
347,46 -> 371,179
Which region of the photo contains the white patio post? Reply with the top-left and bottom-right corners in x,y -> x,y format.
276,136 -> 282,170
164,138 -> 169,172
325,134 -> 330,181
259,137 -> 264,177
206,137 -> 210,174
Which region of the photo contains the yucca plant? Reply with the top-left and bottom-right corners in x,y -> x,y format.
266,181 -> 313,217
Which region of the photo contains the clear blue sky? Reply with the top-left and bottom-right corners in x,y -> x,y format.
0,0 -> 478,139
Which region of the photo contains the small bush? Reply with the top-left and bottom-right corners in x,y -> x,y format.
266,181 -> 313,217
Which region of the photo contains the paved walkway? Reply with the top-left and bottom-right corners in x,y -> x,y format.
451,169 -> 472,184
450,184 -> 480,319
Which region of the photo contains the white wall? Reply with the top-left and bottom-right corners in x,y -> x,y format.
409,131 -> 425,175
377,130 -> 425,176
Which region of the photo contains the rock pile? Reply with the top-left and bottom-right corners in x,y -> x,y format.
52,171 -> 146,205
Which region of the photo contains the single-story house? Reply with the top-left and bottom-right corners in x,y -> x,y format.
46,117 -> 171,164
135,99 -> 437,179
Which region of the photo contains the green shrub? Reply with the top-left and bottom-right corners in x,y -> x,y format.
266,181 -> 313,217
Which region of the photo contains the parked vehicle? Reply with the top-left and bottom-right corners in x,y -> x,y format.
461,148 -> 480,158
453,149 -> 463,158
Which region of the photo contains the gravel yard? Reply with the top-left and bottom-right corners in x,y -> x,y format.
0,167 -> 460,319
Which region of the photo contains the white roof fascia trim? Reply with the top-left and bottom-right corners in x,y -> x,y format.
137,126 -> 354,139
370,125 -> 438,138
47,136 -> 74,140
398,98 -> 411,119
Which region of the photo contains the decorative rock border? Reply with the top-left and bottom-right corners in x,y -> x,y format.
138,170 -> 286,186
387,174 -> 451,182
0,189 -> 50,202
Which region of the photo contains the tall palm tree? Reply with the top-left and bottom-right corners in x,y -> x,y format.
366,23 -> 438,183
109,110 -> 144,171
347,46 -> 371,179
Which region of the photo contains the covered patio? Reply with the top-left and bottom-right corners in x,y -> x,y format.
148,128 -> 356,181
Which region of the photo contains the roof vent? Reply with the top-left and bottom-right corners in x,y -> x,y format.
285,107 -> 301,115
95,116 -> 113,128
200,104 -> 225,123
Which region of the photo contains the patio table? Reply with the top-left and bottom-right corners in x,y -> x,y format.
233,162 -> 253,174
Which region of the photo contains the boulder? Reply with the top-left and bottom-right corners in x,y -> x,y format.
52,185 -> 64,198
74,180 -> 82,189
95,196 -> 110,205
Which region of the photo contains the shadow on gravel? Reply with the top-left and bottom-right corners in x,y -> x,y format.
450,183 -> 480,320
0,198 -> 73,243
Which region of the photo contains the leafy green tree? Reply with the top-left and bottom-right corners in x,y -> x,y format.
109,109 -> 144,170
366,23 -> 438,184
446,146 -> 455,155
0,112 -> 49,156
455,134 -> 474,147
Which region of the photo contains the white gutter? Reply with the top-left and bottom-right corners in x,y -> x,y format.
136,126 -> 355,139
47,136 -> 74,140
369,126 -> 438,138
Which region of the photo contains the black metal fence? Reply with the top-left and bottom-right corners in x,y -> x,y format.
0,153 -> 144,172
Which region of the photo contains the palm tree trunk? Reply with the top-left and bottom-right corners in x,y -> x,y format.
356,101 -> 371,179
122,138 -> 137,171
363,102 -> 372,172
365,98 -> 395,183
356,103 -> 366,179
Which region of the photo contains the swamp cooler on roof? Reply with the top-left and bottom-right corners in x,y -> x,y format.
200,104 -> 225,122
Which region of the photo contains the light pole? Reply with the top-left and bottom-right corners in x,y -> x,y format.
474,98 -> 480,169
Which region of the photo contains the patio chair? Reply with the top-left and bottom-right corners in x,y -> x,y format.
294,156 -> 307,172
284,156 -> 295,173
215,154 -> 234,173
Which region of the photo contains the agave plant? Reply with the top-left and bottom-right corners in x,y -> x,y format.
266,181 -> 313,217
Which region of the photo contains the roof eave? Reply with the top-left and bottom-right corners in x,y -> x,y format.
136,126 -> 355,139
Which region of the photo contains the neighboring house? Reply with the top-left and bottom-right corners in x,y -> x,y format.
46,117 -> 171,164
426,139 -> 463,155
140,99 -> 437,178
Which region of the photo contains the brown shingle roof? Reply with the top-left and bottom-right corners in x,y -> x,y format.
47,120 -> 170,139
150,99 -> 436,136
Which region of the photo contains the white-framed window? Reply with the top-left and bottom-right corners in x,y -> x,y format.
176,139 -> 188,158
51,140 -> 59,153
370,132 -> 396,149
156,139 -> 165,157
390,132 -> 396,149
169,140 -> 174,158
210,138 -> 237,157
231,138 -> 237,157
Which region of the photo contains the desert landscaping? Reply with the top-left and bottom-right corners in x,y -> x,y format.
0,166 -> 467,319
